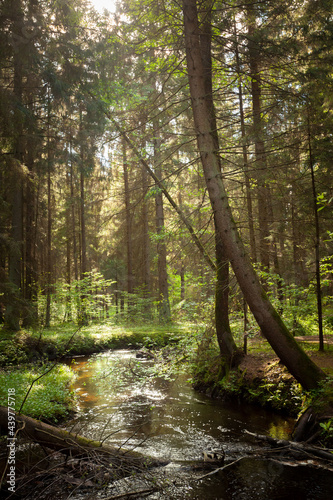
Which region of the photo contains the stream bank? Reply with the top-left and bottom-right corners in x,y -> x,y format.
52,350 -> 333,499
1,324 -> 333,442
193,346 -> 333,446
1,340 -> 333,499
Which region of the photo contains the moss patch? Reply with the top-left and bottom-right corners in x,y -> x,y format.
0,321 -> 189,366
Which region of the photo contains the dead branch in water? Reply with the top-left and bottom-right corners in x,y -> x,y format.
0,406 -> 165,468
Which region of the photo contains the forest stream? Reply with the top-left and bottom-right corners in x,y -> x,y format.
63,350 -> 333,499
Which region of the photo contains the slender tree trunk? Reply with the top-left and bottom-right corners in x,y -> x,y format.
291,184 -> 307,287
70,153 -> 78,282
154,121 -> 171,322
5,0 -> 24,331
178,191 -> 186,301
247,5 -> 270,270
78,148 -> 88,325
308,116 -> 324,351
180,264 -> 185,300
141,160 -> 151,315
65,160 -> 72,322
23,140 -> 38,326
182,0 -> 325,390
80,169 -> 87,280
122,138 -> 134,308
234,27 -> 256,262
200,3 -> 240,366
45,95 -> 52,328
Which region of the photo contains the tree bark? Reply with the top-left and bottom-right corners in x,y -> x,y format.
65,160 -> 72,322
182,0 -> 325,391
45,94 -> 52,328
308,116 -> 324,351
23,133 -> 38,326
122,138 -> 134,300
77,111 -> 88,326
234,25 -> 256,262
4,0 -> 24,331
247,5 -> 270,270
200,3 -> 240,366
141,156 -> 151,296
154,119 -> 171,322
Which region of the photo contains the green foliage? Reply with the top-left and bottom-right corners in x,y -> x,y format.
0,364 -> 76,422
319,419 -> 333,444
255,379 -> 304,415
217,370 -> 246,397
252,264 -> 333,338
0,341 -> 29,366
0,322 -> 190,367
306,377 -> 333,413
38,271 -> 115,326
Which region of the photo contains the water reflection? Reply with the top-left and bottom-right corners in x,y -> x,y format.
67,350 -> 294,462
66,350 -> 333,499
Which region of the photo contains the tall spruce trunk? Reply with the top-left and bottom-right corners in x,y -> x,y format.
122,138 -> 134,303
182,0 -> 325,390
45,95 -> 52,327
24,159 -> 38,324
234,27 -> 256,262
5,0 -> 24,331
141,161 -> 151,314
77,113 -> 88,326
200,3 -> 240,366
65,160 -> 72,321
154,121 -> 171,323
308,118 -> 324,351
247,5 -> 270,270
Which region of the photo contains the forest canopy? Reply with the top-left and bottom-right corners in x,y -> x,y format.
0,0 -> 332,387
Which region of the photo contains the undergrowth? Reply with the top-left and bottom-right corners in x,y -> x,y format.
0,364 -> 76,422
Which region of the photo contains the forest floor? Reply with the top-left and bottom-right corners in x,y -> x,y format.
239,335 -> 333,390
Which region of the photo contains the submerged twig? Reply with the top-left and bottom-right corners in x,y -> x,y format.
103,487 -> 159,499
196,456 -> 246,481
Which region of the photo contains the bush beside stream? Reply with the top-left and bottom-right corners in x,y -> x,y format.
0,321 -> 333,444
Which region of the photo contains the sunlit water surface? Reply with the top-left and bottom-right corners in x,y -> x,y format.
66,350 -> 333,499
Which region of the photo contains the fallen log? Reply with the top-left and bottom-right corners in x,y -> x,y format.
0,406 -> 164,471
243,429 -> 333,462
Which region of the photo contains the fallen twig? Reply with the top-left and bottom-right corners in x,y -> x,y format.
196,456 -> 246,481
103,486 -> 159,499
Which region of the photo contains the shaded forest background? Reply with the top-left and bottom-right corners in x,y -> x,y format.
1,0 -> 333,341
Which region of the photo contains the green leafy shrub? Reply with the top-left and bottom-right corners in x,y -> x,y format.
0,364 -> 76,422
0,342 -> 28,366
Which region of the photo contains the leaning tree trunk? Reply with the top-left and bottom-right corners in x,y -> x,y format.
182,0 -> 325,391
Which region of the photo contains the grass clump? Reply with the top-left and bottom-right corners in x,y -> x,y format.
0,364 -> 76,422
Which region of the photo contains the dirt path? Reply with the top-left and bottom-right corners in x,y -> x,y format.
240,337 -> 333,382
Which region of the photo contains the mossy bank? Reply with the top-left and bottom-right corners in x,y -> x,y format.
192,348 -> 333,446
0,321 -> 187,424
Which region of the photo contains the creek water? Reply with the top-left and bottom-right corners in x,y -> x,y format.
67,350 -> 333,499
